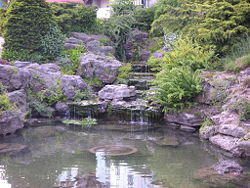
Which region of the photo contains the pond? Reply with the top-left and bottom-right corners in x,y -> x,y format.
0,120 -> 249,188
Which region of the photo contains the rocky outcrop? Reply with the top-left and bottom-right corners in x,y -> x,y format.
98,84 -> 136,100
0,64 -> 31,92
212,160 -> 243,175
8,89 -> 28,119
164,111 -> 204,132
0,111 -> 24,135
78,53 -> 122,84
64,32 -> 114,56
125,29 -> 150,62
25,63 -> 61,93
60,75 -> 87,100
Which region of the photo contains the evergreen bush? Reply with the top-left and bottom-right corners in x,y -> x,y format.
51,3 -> 97,33
2,0 -> 63,62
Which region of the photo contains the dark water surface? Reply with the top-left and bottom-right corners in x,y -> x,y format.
0,121 -> 249,188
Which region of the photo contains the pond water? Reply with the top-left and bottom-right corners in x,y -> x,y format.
0,120 -> 249,188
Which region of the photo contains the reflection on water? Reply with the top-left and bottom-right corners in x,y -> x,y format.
96,152 -> 159,188
0,166 -> 11,188
0,124 -> 248,188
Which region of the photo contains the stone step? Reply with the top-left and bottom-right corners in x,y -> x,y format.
132,63 -> 155,73
129,73 -> 155,80
128,79 -> 153,90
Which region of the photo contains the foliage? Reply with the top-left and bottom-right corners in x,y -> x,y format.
0,8 -> 7,34
223,35 -> 250,72
51,3 -> 97,33
148,38 -> 214,71
60,46 -> 87,74
26,79 -> 66,117
2,49 -> 45,62
104,0 -> 137,61
224,54 -> 250,73
2,0 -> 54,62
133,7 -> 155,32
73,86 -> 93,102
228,98 -> 250,121
116,63 -> 132,84
63,117 -> 97,128
151,0 -> 250,56
152,67 -> 202,111
40,24 -> 65,61
0,93 -> 15,115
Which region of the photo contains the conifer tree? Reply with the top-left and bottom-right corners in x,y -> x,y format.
2,0 -> 53,58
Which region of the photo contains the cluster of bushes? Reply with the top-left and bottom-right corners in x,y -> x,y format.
51,3 -> 97,34
0,0 -> 97,63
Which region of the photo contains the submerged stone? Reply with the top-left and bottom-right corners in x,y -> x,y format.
89,145 -> 138,156
0,143 -> 28,155
151,136 -> 179,146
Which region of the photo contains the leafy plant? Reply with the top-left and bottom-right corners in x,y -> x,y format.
60,46 -> 87,74
0,93 -> 16,115
228,98 -> 250,121
40,25 -> 65,61
116,63 -> 132,84
152,67 -> 202,111
151,0 -> 250,56
63,117 -> 97,128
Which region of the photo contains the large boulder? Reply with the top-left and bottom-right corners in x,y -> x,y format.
212,160 -> 243,175
0,64 -> 31,92
164,111 -> 204,128
124,29 -> 150,62
60,75 -> 88,100
8,89 -> 28,119
0,111 -> 24,135
98,84 -> 136,100
24,63 -> 61,93
65,32 -> 114,56
78,53 -> 122,84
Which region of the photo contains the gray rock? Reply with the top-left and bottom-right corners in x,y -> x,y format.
199,125 -> 217,140
64,43 -> 80,50
236,138 -> 250,157
140,49 -> 151,62
98,84 -> 136,100
152,52 -> 164,59
164,111 -> 204,128
60,75 -> 87,100
8,89 -> 28,119
0,111 -> 24,135
78,53 -> 122,84
0,65 -> 31,92
209,134 -> 239,154
39,107 -> 56,118
212,160 -> 243,175
14,61 -> 32,68
86,40 -> 114,56
55,102 -> 69,116
218,124 -> 247,138
180,125 -> 196,132
25,63 -> 61,93
125,29 -> 149,61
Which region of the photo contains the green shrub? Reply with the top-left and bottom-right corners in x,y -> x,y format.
3,0 -> 53,57
0,8 -> 7,34
151,0 -> 250,56
60,46 -> 87,74
40,25 -> 65,61
228,98 -> 250,121
2,49 -> 45,62
148,38 -> 214,71
133,7 -> 155,32
0,93 -> 15,115
152,67 -> 202,111
225,54 -> 250,73
51,3 -> 97,33
116,63 -> 132,84
104,0 -> 137,61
